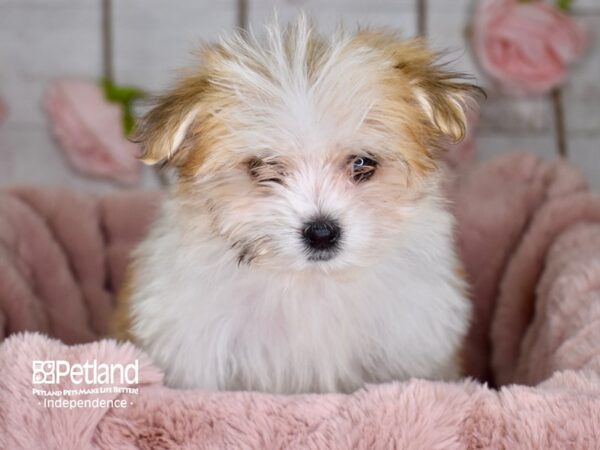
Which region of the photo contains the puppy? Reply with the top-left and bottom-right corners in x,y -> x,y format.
112,17 -> 478,394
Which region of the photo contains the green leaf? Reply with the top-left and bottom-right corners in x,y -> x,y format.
100,78 -> 146,136
101,78 -> 145,103
122,105 -> 136,135
557,0 -> 573,11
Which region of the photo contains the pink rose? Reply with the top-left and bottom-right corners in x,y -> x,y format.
472,0 -> 589,95
43,80 -> 141,185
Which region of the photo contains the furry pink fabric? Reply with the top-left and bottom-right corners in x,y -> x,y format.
0,187 -> 161,343
2,333 -> 600,449
1,153 -> 600,448
450,152 -> 588,382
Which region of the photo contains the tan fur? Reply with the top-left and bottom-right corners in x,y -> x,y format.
354,33 -> 482,178
110,271 -> 136,342
133,29 -> 481,180
357,33 -> 482,143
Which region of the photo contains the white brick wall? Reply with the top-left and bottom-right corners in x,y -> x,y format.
0,0 -> 598,191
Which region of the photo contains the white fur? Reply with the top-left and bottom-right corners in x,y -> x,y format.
130,193 -> 470,393
170,106 -> 199,156
128,18 -> 472,394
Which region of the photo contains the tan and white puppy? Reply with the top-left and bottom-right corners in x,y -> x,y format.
113,17 -> 479,394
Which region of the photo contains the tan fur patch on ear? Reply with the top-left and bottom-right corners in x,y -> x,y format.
354,32 -> 482,144
133,75 -> 209,166
394,40 -> 483,143
412,79 -> 478,143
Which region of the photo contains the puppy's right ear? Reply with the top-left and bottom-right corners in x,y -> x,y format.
133,75 -> 209,166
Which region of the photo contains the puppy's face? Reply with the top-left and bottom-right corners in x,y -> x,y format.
136,20 -> 480,272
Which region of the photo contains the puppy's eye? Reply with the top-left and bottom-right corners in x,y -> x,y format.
247,158 -> 284,185
350,156 -> 378,183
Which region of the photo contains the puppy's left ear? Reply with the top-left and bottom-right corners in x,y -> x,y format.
133,75 -> 209,166
393,40 -> 484,143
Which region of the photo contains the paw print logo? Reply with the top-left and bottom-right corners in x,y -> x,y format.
32,360 -> 55,384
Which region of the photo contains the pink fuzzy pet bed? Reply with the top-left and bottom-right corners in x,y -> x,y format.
1,153 -> 600,449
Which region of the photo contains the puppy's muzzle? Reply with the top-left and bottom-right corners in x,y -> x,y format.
302,219 -> 341,252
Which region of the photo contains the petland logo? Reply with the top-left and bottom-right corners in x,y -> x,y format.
32,360 -> 139,385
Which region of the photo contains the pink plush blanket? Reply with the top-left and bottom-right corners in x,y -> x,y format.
1,153 -> 600,449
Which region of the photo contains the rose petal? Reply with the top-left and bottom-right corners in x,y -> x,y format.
472,0 -> 590,96
43,80 -> 141,185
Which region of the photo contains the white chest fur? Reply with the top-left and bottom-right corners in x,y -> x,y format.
129,204 -> 471,394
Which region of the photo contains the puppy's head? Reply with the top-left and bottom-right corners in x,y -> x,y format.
136,18 -> 481,271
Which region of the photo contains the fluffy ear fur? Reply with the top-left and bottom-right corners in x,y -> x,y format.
357,32 -> 482,143
394,39 -> 483,143
133,74 -> 209,166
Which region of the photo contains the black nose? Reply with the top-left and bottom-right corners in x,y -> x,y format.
302,219 -> 341,251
